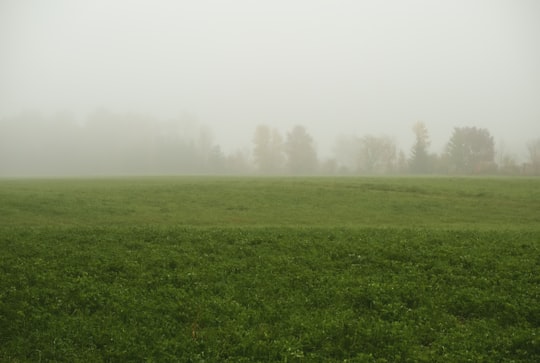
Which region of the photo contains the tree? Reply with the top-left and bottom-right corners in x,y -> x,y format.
396,150 -> 408,174
445,126 -> 495,174
207,145 -> 226,173
284,125 -> 318,174
320,158 -> 339,175
333,134 -> 397,174
333,135 -> 359,171
496,140 -> 519,175
498,154 -> 520,175
225,149 -> 252,174
409,121 -> 431,173
526,138 -> 540,175
356,135 -> 397,174
252,125 -> 285,174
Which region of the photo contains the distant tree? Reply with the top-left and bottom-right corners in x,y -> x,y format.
498,154 -> 520,175
396,150 -> 408,174
526,138 -> 540,175
284,125 -> 318,174
225,149 -> 252,174
409,121 -> 431,173
445,126 -> 495,174
333,135 -> 359,171
356,135 -> 397,174
252,124 -> 285,174
196,126 -> 214,170
320,158 -> 339,175
207,145 -> 226,173
496,140 -> 520,175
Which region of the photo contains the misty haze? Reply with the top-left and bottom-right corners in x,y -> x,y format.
1,0 -> 539,176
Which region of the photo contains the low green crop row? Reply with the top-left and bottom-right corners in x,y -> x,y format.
1,227 -> 539,362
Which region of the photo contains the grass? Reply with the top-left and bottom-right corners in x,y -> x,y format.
0,176 -> 539,362
1,176 -> 539,229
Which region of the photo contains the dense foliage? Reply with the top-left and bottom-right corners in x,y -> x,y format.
1,227 -> 539,362
445,127 -> 496,174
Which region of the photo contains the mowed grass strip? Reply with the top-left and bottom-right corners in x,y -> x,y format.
1,227 -> 539,362
1,176 -> 539,229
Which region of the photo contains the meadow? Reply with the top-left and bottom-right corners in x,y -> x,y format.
1,176 -> 539,362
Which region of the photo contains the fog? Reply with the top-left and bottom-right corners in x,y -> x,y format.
1,0 -> 539,175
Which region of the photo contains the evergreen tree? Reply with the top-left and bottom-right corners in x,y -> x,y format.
409,121 -> 431,173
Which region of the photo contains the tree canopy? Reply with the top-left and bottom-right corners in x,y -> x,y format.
409,121 -> 431,174
445,127 -> 495,174
284,125 -> 318,175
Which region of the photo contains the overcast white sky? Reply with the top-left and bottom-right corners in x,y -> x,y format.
1,0 -> 539,158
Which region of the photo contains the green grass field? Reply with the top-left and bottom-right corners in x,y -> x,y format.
1,177 -> 539,362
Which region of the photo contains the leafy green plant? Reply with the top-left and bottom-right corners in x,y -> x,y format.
0,177 -> 539,361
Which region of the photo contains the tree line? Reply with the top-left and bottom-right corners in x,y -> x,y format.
0,111 -> 539,176
253,122 -> 540,176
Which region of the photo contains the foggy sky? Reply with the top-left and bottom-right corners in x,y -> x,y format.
1,0 -> 539,159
